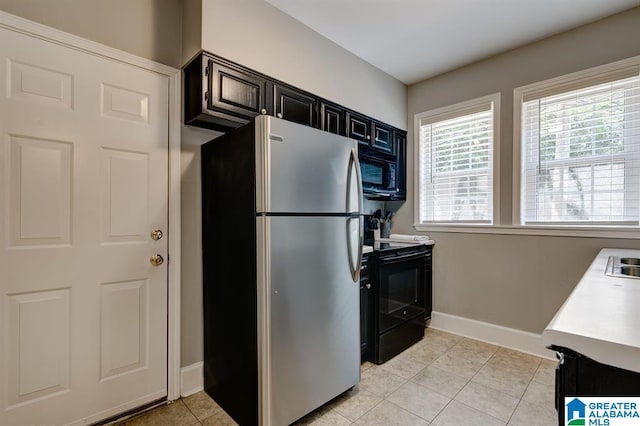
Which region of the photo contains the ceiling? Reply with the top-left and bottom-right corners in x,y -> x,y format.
265,0 -> 640,85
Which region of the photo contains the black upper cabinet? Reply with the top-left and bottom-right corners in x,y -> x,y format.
346,111 -> 372,146
208,60 -> 267,121
272,84 -> 318,128
347,113 -> 394,154
372,122 -> 394,153
320,102 -> 346,136
184,53 -> 269,132
184,51 -> 408,201
393,131 -> 407,200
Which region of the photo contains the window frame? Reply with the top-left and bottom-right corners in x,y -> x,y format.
414,93 -> 501,229
513,56 -> 640,230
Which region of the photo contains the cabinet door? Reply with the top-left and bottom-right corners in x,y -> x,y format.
424,247 -> 432,320
372,122 -> 394,153
393,131 -> 407,200
207,59 -> 267,123
346,111 -> 372,146
321,102 -> 346,136
360,280 -> 371,360
273,84 -> 318,127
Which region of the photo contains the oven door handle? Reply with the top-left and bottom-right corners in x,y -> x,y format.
378,251 -> 429,264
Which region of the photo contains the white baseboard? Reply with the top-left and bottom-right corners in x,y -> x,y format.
178,314 -> 553,398
429,311 -> 555,360
180,362 -> 204,397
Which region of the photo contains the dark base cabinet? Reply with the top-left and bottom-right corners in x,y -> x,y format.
553,346 -> 640,426
360,253 -> 371,362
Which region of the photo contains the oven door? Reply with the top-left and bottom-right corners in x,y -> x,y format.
377,251 -> 426,334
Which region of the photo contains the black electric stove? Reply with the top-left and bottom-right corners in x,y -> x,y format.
363,241 -> 433,364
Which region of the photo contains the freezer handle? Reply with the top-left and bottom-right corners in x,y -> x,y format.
346,148 -> 363,281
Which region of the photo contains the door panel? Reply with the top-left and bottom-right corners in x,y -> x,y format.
7,288 -> 71,406
101,148 -> 149,242
8,135 -> 72,246
0,26 -> 168,425
100,279 -> 148,379
8,59 -> 73,109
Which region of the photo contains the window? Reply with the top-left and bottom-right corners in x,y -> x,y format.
517,63 -> 640,226
415,94 -> 500,225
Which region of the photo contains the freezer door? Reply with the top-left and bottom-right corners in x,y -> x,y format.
256,215 -> 360,426
255,116 -> 361,214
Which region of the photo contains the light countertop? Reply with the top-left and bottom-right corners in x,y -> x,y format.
542,247 -> 640,373
362,239 -> 435,255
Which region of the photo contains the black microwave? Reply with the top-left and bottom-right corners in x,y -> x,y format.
359,149 -> 396,198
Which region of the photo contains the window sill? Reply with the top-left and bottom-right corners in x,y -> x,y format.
413,223 -> 640,239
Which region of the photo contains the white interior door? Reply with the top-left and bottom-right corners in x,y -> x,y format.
0,25 -> 169,425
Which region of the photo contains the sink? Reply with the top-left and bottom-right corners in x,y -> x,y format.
606,256 -> 640,279
621,266 -> 640,277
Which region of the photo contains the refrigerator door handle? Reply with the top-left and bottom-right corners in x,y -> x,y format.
346,148 -> 363,214
346,148 -> 363,282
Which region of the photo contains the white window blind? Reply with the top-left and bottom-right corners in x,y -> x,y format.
521,74 -> 640,225
418,99 -> 496,223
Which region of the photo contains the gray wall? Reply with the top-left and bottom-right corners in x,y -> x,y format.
0,0 -> 183,68
179,0 -> 407,367
393,7 -> 640,334
0,0 -> 408,369
196,0 -> 407,129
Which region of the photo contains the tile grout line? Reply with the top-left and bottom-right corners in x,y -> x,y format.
451,344 -> 513,425
505,357 -> 542,425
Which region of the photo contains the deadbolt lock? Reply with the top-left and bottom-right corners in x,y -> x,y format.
151,229 -> 163,241
150,254 -> 164,266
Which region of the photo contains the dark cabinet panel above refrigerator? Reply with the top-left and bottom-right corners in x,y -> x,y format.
346,111 -> 372,145
272,83 -> 318,128
320,101 -> 346,136
184,54 -> 269,131
372,122 -> 394,153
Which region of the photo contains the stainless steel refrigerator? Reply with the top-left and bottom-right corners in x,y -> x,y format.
201,115 -> 363,426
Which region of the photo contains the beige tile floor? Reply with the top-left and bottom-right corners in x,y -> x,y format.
117,329 -> 557,425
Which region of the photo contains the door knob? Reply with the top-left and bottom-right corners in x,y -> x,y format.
150,229 -> 163,240
150,254 -> 164,266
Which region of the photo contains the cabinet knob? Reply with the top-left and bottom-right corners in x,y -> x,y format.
366,135 -> 371,140
277,113 -> 283,119
261,109 -> 267,115
366,283 -> 371,289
